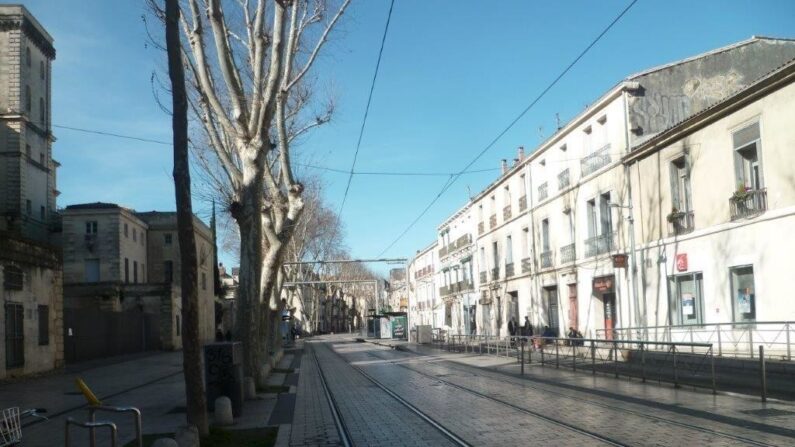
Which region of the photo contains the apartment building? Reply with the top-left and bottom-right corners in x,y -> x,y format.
407,241 -> 439,328
419,36 -> 795,339
624,58 -> 795,334
0,5 -> 62,378
437,203 -> 477,335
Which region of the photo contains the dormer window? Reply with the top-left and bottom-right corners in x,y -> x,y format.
597,115 -> 607,125
583,125 -> 592,134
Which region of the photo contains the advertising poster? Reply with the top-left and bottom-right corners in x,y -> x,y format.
391,316 -> 407,339
738,290 -> 753,314
681,293 -> 695,318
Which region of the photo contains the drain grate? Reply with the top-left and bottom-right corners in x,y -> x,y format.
740,408 -> 795,417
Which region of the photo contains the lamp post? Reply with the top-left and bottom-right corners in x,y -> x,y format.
610,202 -> 642,334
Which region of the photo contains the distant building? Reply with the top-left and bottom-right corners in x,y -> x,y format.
0,5 -> 62,379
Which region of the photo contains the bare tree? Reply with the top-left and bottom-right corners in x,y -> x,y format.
165,0 -> 209,435
174,0 -> 350,383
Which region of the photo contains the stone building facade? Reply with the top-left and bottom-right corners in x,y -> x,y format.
0,5 -> 62,378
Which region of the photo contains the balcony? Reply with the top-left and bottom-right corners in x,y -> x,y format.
668,210 -> 695,236
438,245 -> 449,258
478,221 -> 485,235
491,267 -> 500,281
519,195 -> 527,212
558,168 -> 570,190
503,205 -> 512,221
489,214 -> 497,229
480,271 -> 487,283
540,250 -> 553,269
730,188 -> 767,220
584,232 -> 615,258
537,182 -> 548,201
505,262 -> 515,278
560,243 -> 576,264
581,144 -> 612,176
521,257 -> 532,274
439,285 -> 450,297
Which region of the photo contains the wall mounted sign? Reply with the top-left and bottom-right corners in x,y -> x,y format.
676,253 -> 688,272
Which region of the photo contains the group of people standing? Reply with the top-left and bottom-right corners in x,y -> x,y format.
507,317 -> 584,346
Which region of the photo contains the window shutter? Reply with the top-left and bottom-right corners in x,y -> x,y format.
669,162 -> 681,211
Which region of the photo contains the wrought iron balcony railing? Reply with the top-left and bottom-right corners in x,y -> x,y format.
519,195 -> 527,212
560,243 -> 576,264
505,262 -> 515,278
537,182 -> 548,201
581,144 -> 612,176
521,257 -> 532,274
730,188 -> 767,221
489,214 -> 497,229
668,210 -> 695,236
478,221 -> 485,235
584,232 -> 615,258
540,250 -> 553,269
491,267 -> 500,281
480,271 -> 487,283
558,168 -> 570,190
503,205 -> 512,221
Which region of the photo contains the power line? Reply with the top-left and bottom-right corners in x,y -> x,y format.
53,124 -> 171,145
338,0 -> 395,216
377,0 -> 639,257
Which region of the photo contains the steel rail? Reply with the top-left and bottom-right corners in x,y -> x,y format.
309,343 -> 353,447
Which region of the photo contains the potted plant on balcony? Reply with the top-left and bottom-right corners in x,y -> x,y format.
731,183 -> 751,203
666,207 -> 685,223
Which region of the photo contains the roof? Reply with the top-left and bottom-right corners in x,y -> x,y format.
65,202 -> 121,210
626,57 -> 795,162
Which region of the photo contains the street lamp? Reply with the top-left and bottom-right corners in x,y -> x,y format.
610,202 -> 643,336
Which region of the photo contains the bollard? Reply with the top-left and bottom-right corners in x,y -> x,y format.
555,341 -> 560,369
521,341 -> 525,375
710,347 -> 717,395
672,345 -> 679,388
214,397 -> 234,426
591,340 -> 596,375
572,343 -> 577,372
760,345 -> 767,402
613,341 -> 619,379
541,342 -> 545,366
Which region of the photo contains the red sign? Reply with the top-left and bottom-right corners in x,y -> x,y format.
593,276 -> 614,292
676,253 -> 688,272
612,254 -> 628,269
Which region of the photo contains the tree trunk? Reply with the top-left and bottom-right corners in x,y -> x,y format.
165,0 -> 208,436
234,174 -> 266,384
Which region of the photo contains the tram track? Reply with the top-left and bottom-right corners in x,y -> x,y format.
365,348 -> 782,447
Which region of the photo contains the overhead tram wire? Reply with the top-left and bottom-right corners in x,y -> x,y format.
338,0 -> 396,216
376,0 -> 639,257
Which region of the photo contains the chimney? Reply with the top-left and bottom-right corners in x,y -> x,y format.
500,159 -> 508,174
517,146 -> 525,161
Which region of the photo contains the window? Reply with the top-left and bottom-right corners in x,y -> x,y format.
39,60 -> 45,80
599,193 -> 612,236
5,303 -> 24,368
506,235 -> 513,264
586,199 -> 597,238
133,261 -> 138,283
201,272 -> 207,290
733,122 -> 763,190
668,273 -> 704,325
479,247 -> 486,271
445,302 -> 452,327
133,228 -> 137,242
25,85 -> 31,112
85,259 -> 100,282
541,219 -> 550,251
26,199 -> 32,215
40,206 -> 45,220
25,47 -> 31,66
26,144 -> 31,158
491,241 -> 499,269
39,152 -> 45,166
3,265 -> 24,290
124,223 -> 128,237
670,157 -> 692,212
164,260 -> 174,283
176,315 -> 181,336
39,97 -> 44,124
522,227 -> 529,257
86,221 -> 98,234
142,264 -> 146,282
519,174 -> 526,197
124,258 -> 130,283
38,305 -> 49,345
504,185 -> 511,206
730,265 -> 756,323
164,233 -> 173,244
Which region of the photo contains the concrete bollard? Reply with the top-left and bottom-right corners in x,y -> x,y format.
151,439 -> 179,447
244,376 -> 257,400
175,425 -> 199,447
214,396 -> 234,426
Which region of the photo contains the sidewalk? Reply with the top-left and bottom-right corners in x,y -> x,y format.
0,349 -> 288,446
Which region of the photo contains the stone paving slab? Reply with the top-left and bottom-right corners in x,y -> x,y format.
288,342 -> 342,446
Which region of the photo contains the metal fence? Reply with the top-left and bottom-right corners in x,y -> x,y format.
444,334 -> 716,393
595,321 -> 793,361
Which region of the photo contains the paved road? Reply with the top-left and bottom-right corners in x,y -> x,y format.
295,335 -> 795,447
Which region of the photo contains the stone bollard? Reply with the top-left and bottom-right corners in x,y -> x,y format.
244,376 -> 257,400
151,439 -> 179,447
175,425 -> 199,447
214,396 -> 234,426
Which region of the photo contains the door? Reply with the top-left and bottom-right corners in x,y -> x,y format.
469,305 -> 477,335
509,292 -> 519,332
85,259 -> 100,282
481,304 -> 491,336
603,293 -> 616,340
5,303 -> 24,368
545,287 -> 559,336
568,284 -> 578,331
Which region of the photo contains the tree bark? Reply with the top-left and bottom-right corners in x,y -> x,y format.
165,0 -> 208,436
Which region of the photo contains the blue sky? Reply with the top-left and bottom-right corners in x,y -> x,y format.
21,0 -> 795,272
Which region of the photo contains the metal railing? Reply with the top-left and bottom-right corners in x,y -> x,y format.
584,232 -> 614,257
558,169 -> 570,190
730,188 -> 767,220
539,250 -> 553,269
537,182 -> 548,201
505,262 -> 515,278
595,321 -> 793,361
560,243 -> 576,264
503,205 -> 512,221
444,334 -> 716,393
668,210 -> 695,236
490,267 -> 500,281
489,214 -> 497,229
520,257 -> 532,274
581,144 -> 611,176
478,222 -> 484,235
519,195 -> 527,212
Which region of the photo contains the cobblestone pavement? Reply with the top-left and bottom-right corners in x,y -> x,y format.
298,335 -> 795,446
289,344 -> 342,446
309,341 -> 458,446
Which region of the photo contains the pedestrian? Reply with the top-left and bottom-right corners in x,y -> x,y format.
508,317 -> 517,336
522,316 -> 532,336
567,326 -> 577,346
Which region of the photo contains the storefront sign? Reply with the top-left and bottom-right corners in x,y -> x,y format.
593,276 -> 614,292
676,253 -> 688,272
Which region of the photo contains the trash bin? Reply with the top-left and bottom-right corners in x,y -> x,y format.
204,342 -> 244,417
